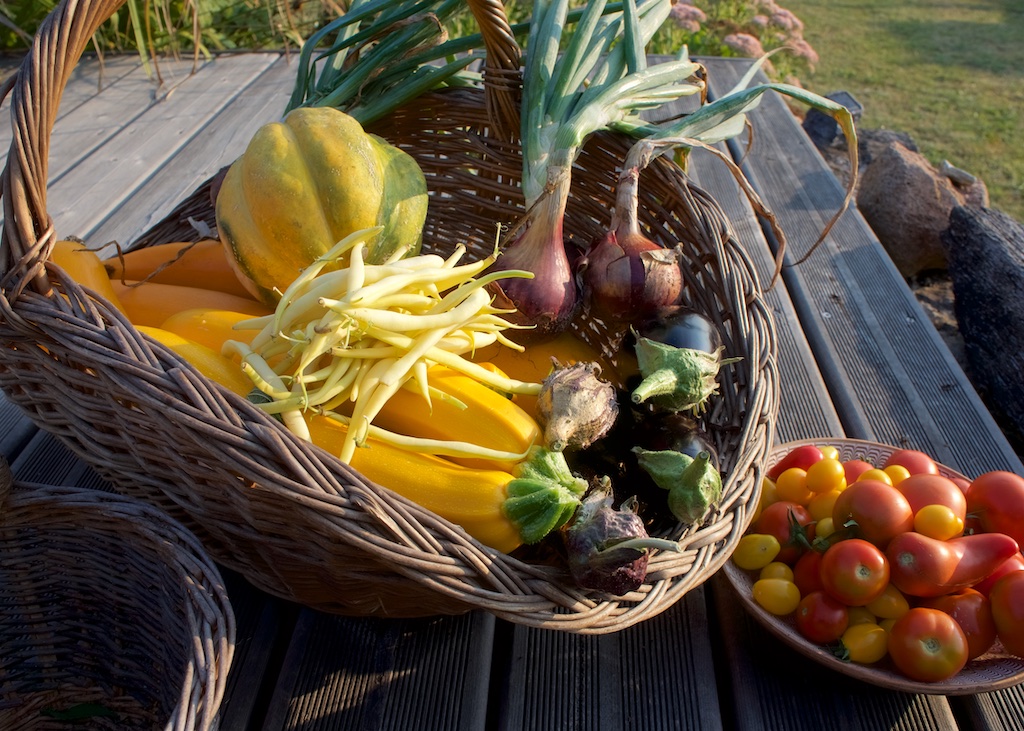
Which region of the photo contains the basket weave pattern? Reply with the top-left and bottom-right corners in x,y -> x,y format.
0,0 -> 779,631
0,460 -> 235,730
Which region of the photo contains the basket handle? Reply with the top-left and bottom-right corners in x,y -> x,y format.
1,0 -> 124,301
467,0 -> 522,142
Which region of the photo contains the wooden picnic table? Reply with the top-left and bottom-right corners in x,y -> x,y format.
3,51 -> 1024,730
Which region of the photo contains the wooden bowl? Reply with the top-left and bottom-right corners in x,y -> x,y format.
722,438 -> 1024,695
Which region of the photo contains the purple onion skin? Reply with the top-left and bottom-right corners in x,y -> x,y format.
490,221 -> 579,338
564,508 -> 651,594
562,487 -> 674,595
581,230 -> 683,324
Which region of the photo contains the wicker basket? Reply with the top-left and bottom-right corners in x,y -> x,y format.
0,459 -> 235,730
0,0 -> 779,632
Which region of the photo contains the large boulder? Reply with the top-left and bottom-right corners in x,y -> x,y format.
857,142 -> 962,277
942,206 -> 1024,442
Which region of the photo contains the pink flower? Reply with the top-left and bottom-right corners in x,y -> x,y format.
757,1 -> 781,13
788,38 -> 819,68
771,8 -> 805,32
751,15 -> 770,30
723,33 -> 766,59
670,2 -> 707,30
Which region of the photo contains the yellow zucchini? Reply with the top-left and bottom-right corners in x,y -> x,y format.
50,240 -> 127,314
370,365 -> 541,471
305,413 -> 522,553
104,239 -> 253,299
111,279 -> 271,328
159,308 -> 258,354
135,325 -> 253,397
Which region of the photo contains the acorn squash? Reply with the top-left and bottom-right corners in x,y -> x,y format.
215,106 -> 428,306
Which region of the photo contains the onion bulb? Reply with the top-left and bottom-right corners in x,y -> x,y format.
581,159 -> 683,322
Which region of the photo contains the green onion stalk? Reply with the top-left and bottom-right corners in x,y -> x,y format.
285,0 -> 497,124
487,0 -> 705,337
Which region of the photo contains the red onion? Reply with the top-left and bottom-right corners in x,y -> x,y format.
489,182 -> 579,339
581,162 -> 683,322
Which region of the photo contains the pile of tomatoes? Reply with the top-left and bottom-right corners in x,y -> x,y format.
732,443 -> 1024,683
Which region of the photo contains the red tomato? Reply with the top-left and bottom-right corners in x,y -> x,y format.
966,471 -> 1024,549
769,444 -> 825,480
896,473 -> 967,520
989,571 -> 1024,658
754,500 -> 815,565
832,479 -> 914,548
820,538 -> 890,607
922,588 -> 997,660
971,552 -> 1024,596
951,475 -> 972,495
843,459 -> 875,484
793,549 -> 826,596
883,449 -> 939,476
886,532 -> 1020,598
795,591 -> 850,644
887,607 -> 969,682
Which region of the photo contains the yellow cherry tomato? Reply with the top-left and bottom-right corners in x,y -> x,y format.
879,617 -> 899,633
733,533 -> 782,570
865,583 -> 910,620
819,445 -> 840,461
760,561 -> 795,582
806,458 -> 847,494
846,606 -> 877,627
914,504 -> 965,541
807,489 -> 843,522
841,623 -> 889,664
883,464 -> 911,486
752,578 -> 802,616
815,516 -> 836,540
775,467 -> 812,505
856,468 -> 893,486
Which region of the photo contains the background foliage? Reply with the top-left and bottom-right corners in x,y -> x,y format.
2,0 -> 1020,219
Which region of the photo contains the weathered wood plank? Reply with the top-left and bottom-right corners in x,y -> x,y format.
89,53 -> 296,251
703,58 -> 1023,479
685,144 -> 844,445
494,588 -> 720,731
43,53 -> 278,241
0,392 -> 36,463
263,609 -> 494,730
0,54 -> 143,154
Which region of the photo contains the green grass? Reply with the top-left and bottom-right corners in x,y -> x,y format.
783,0 -> 1024,221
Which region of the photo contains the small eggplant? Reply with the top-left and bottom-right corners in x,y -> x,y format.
629,309 -> 740,414
636,412 -> 719,469
562,478 -> 680,595
632,448 -> 723,525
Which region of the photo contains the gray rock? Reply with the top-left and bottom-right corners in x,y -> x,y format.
857,141 -> 962,277
942,206 -> 1024,441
